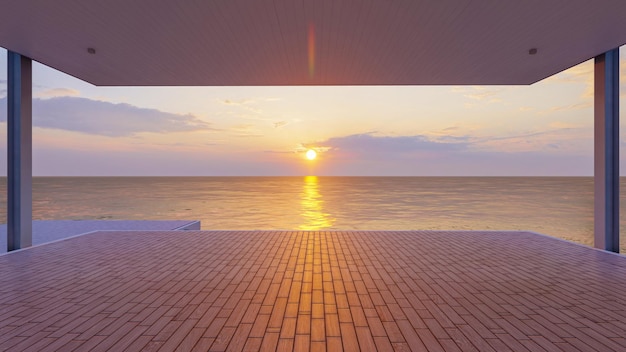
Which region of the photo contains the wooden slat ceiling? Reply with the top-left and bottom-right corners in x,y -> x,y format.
0,0 -> 625,86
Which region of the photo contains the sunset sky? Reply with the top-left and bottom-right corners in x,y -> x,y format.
0,46 -> 625,176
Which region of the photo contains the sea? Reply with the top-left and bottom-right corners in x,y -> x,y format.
0,176 -> 624,253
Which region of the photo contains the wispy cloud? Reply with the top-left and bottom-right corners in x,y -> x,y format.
291,144 -> 332,154
0,96 -> 213,137
440,126 -> 459,132
280,132 -> 594,176
548,121 -> 582,129
231,124 -> 255,131
221,97 -> 281,105
222,98 -> 254,106
228,123 -> 264,137
220,97 -> 282,114
221,99 -> 263,115
303,126 -> 590,159
543,60 -> 593,84
233,133 -> 264,138
540,60 -> 595,101
451,86 -> 503,103
478,130 -> 568,143
315,133 -> 469,157
35,88 -> 80,99
219,97 -> 285,122
274,121 -> 288,128
542,58 -> 626,100
538,101 -> 591,114
473,127 -> 590,154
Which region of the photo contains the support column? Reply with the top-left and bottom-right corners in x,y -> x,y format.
7,52 -> 32,251
594,49 -> 620,253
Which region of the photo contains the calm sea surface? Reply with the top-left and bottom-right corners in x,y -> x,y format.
0,177 -> 624,252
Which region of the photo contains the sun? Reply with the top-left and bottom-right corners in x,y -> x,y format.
306,149 -> 317,160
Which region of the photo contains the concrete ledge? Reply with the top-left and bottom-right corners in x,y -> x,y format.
0,219 -> 201,253
172,220 -> 201,230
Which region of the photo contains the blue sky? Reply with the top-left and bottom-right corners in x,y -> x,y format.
0,46 -> 625,176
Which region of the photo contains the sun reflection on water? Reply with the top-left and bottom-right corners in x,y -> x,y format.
299,176 -> 334,230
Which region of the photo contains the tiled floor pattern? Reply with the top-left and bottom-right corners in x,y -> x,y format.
0,230 -> 624,351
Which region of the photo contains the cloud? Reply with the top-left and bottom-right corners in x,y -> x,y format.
228,123 -> 264,137
285,134 -> 592,176
220,97 -> 283,119
222,97 -> 281,104
437,135 -> 471,143
452,86 -> 503,103
541,60 -> 595,100
220,98 -> 262,114
543,60 -> 593,84
472,127 -> 591,154
542,57 -> 626,100
35,88 -> 80,99
548,121 -> 581,129
304,126 -> 589,160
538,101 -> 591,114
233,133 -> 264,137
274,121 -> 288,128
222,98 -> 254,106
291,144 -> 332,154
231,124 -> 255,131
317,133 -> 469,156
479,130 -> 567,143
0,96 -> 213,137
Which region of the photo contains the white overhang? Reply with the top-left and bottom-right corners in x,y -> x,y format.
0,0 -> 625,86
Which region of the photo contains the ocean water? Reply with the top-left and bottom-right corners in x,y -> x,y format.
0,176 -> 624,252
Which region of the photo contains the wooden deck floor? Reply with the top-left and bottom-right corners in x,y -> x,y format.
0,230 -> 624,351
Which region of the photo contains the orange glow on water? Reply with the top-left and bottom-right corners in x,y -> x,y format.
299,176 -> 334,230
308,22 -> 315,78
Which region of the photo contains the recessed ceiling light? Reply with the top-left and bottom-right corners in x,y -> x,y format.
87,47 -> 96,54
529,48 -> 538,55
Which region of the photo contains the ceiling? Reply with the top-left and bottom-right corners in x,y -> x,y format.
0,0 -> 625,86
